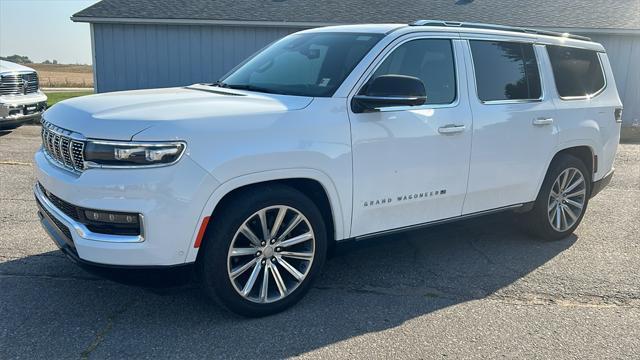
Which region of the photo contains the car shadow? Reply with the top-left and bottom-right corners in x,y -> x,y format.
0,130 -> 13,137
0,212 -> 576,358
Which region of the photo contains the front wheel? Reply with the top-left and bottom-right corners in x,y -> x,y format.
198,185 -> 327,317
522,154 -> 591,241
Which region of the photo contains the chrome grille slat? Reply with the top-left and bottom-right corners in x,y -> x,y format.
46,129 -> 55,154
53,134 -> 62,159
41,121 -> 85,173
61,137 -> 73,167
0,72 -> 39,95
71,142 -> 84,170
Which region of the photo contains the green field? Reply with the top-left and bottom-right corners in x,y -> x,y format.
45,91 -> 94,107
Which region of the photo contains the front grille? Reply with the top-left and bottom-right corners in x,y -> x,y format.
41,120 -> 85,173
0,72 -> 39,95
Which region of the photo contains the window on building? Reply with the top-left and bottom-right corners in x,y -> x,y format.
470,40 -> 542,102
361,39 -> 456,105
546,45 -> 605,98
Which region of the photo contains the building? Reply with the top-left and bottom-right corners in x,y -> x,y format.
72,0 -> 639,132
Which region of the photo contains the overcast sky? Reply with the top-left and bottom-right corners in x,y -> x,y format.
0,0 -> 100,64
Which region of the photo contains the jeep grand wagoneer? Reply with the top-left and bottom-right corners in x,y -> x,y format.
35,21 -> 621,316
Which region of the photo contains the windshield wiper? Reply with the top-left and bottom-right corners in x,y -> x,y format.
224,84 -> 285,95
210,80 -> 230,88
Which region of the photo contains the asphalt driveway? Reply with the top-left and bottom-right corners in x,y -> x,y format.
1,126 -> 639,359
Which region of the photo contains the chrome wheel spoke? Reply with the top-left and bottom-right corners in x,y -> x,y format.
277,214 -> 303,242
242,262 -> 262,296
560,205 -> 568,229
563,204 -> 579,221
270,207 -> 287,239
230,247 -> 257,257
231,258 -> 258,279
276,256 -> 304,281
564,169 -> 577,190
563,176 -> 584,195
278,231 -> 313,248
566,189 -> 586,198
270,262 -> 287,297
240,225 -> 261,246
548,199 -> 558,213
260,262 -> 270,302
258,209 -> 270,241
559,170 -> 569,192
555,206 -> 562,229
565,198 -> 583,209
279,251 -> 313,261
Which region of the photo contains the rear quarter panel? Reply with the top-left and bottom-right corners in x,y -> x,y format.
550,51 -> 621,182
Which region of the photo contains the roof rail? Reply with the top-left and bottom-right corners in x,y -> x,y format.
409,20 -> 592,42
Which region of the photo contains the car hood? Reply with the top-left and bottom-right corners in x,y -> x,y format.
42,84 -> 313,140
0,60 -> 36,74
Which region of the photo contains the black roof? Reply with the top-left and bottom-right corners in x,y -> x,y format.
73,0 -> 640,31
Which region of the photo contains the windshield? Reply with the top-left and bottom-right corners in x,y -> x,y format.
218,32 -> 384,97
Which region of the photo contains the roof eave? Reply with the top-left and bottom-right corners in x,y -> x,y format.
70,16 -> 640,35
70,16 -> 341,28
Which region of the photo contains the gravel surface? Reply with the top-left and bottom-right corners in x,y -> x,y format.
1,125 -> 639,359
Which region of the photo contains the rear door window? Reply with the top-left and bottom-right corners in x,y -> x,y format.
546,45 -> 605,98
470,40 -> 542,102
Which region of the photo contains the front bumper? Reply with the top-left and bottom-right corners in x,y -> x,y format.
34,148 -> 219,266
0,102 -> 46,129
0,92 -> 48,129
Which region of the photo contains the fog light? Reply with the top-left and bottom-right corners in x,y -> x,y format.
84,210 -> 139,224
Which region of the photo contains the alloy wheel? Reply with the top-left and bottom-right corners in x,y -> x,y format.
547,167 -> 587,232
227,205 -> 315,303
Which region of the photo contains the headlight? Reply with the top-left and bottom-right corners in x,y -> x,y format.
84,140 -> 186,168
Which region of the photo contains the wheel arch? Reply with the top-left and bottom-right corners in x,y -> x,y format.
185,169 -> 345,263
534,142 -> 596,199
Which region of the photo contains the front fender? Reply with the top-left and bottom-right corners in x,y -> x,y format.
184,168 -> 348,263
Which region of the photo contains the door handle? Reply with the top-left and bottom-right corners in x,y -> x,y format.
438,124 -> 466,134
533,117 -> 554,126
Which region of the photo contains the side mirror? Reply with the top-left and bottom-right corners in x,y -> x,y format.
351,75 -> 427,113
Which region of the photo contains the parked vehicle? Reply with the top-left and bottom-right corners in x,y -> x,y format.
34,21 -> 622,317
0,60 -> 47,130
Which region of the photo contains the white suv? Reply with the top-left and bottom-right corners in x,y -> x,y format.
34,21 -> 622,316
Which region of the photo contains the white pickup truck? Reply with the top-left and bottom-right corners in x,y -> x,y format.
0,60 -> 47,130
34,21 -> 621,316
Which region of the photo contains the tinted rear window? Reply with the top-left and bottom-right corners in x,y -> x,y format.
470,40 -> 542,102
546,45 -> 605,98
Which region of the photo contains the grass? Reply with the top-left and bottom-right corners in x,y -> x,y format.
46,91 -> 94,107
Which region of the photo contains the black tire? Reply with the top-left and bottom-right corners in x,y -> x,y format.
522,154 -> 591,241
198,184 -> 327,317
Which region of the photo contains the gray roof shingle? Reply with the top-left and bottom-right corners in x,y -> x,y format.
73,0 -> 640,31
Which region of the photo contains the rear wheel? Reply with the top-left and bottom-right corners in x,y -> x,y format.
198,184 -> 327,317
523,154 -> 591,241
